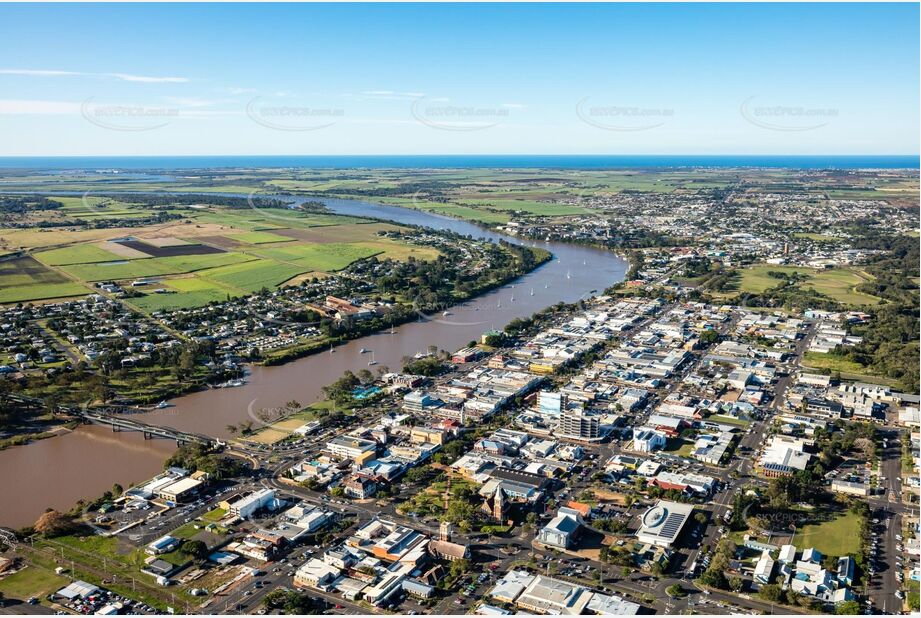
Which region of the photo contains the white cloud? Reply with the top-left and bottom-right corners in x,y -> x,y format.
0,68 -> 190,83
0,99 -> 81,115
0,69 -> 82,77
108,73 -> 189,83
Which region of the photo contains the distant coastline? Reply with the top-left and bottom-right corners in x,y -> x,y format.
0,154 -> 918,170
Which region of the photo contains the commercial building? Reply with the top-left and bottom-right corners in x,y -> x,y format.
636,500 -> 694,548
515,574 -> 594,615
557,408 -> 602,441
537,507 -> 583,549
227,489 -> 277,519
325,434 -> 378,462
157,477 -> 203,504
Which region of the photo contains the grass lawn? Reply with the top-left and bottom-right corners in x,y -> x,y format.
201,507 -> 227,523
0,566 -> 68,600
793,232 -> 841,242
664,438 -> 696,458
802,352 -> 906,390
709,414 -> 751,427
732,264 -> 882,306
791,511 -> 862,556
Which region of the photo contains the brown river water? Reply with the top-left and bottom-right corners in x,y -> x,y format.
0,197 -> 626,527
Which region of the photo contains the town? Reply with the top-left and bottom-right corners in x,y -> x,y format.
1,238 -> 917,615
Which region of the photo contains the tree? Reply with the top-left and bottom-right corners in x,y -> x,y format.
665,584 -> 685,598
33,510 -> 77,537
758,584 -> 783,603
181,540 -> 208,560
835,600 -> 861,615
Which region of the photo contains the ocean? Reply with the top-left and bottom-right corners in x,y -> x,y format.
0,154 -> 917,170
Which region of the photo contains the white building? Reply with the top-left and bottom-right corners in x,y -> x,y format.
636,500 -> 694,548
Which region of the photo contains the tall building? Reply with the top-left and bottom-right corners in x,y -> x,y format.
557,408 -> 601,441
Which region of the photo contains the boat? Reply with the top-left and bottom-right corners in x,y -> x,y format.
442,310 -> 450,317
155,401 -> 169,409
359,348 -> 369,354
368,351 -> 377,366
389,326 -> 395,335
530,288 -> 534,296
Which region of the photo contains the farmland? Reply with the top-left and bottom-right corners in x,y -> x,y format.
0,196 -> 442,308
0,255 -> 90,303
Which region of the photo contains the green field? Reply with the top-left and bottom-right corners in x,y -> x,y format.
791,511 -> 862,556
462,198 -> 592,216
60,252 -> 255,281
200,259 -> 307,292
733,264 -> 881,306
0,255 -> 90,303
128,277 -> 238,312
227,231 -> 295,244
802,352 -> 906,390
0,565 -> 68,601
254,242 -> 381,271
34,244 -> 124,265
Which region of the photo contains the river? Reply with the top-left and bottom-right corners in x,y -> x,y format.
0,196 -> 627,528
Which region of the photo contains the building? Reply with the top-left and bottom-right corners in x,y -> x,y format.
325,434 -> 378,462
343,473 -> 378,499
410,426 -> 446,446
157,477 -> 203,504
227,489 -> 277,519
831,479 -> 870,497
586,593 -> 640,615
294,558 -> 340,590
146,535 -> 179,555
537,507 -> 583,549
632,427 -> 667,453
754,551 -> 775,584
557,408 -> 602,441
636,500 -> 694,548
515,574 -> 594,615
489,570 -> 536,604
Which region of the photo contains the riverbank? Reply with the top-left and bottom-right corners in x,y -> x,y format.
0,195 -> 627,528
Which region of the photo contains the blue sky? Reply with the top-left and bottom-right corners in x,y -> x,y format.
0,3 -> 917,156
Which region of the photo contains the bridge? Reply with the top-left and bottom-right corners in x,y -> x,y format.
6,394 -> 216,447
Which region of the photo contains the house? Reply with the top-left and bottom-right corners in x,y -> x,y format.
837,556 -> 855,586
754,551 -> 775,584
